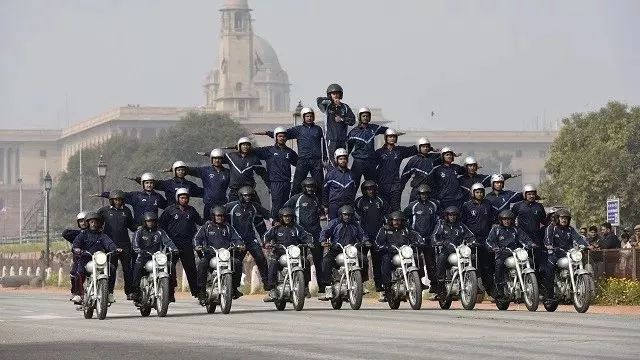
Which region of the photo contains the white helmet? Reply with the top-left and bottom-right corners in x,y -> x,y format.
175,187 -> 189,201
522,184 -> 537,195
416,137 -> 430,150
384,128 -> 398,136
141,172 -> 155,182
334,148 -> 349,161
440,147 -> 454,155
77,211 -> 87,220
470,183 -> 485,193
357,107 -> 371,120
237,137 -> 252,147
171,161 -> 187,173
464,157 -> 477,166
491,174 -> 505,184
210,148 -> 224,158
300,107 -> 314,117
273,126 -> 287,136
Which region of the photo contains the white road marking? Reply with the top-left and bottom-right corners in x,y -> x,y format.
21,315 -> 69,320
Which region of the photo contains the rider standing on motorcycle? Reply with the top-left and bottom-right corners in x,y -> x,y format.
319,205 -> 368,300
541,209 -> 589,304
186,149 -> 231,218
376,211 -> 424,301
64,212 -> 87,303
263,207 -> 314,302
99,172 -> 167,226
458,157 -> 517,200
431,148 -> 466,214
374,129 -> 417,211
98,190 -> 138,300
317,83 -> 356,167
512,184 -> 548,284
403,184 -> 439,293
486,210 -> 536,300
72,211 -> 119,304
485,174 -> 524,214
432,206 -> 476,296
400,138 -> 442,203
194,206 -> 244,303
128,161 -> 204,206
158,188 -> 205,300
354,180 -> 390,295
224,186 -> 272,290
346,107 -> 389,189
131,212 -> 178,302
225,137 -> 270,203
323,148 -> 356,220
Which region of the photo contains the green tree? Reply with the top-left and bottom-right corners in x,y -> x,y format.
539,101 -> 640,227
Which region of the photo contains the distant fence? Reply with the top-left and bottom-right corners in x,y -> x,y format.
586,248 -> 640,280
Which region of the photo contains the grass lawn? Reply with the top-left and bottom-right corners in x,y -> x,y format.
0,241 -> 71,254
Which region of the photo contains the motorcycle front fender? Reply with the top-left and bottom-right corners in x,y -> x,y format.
157,272 -> 169,279
406,266 -> 419,273
574,269 -> 591,276
462,266 -> 476,273
220,269 -> 233,276
97,274 -> 109,281
349,266 -> 361,272
290,266 -> 303,273
521,267 -> 536,275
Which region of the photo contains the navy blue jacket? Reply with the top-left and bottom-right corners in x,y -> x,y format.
320,218 -> 367,246
155,177 -> 204,206
264,223 -> 313,247
193,221 -> 242,249
62,229 -> 83,244
158,204 -> 204,247
347,123 -> 388,160
132,226 -> 177,254
224,152 -> 269,190
460,199 -> 497,241
355,195 -> 390,239
404,199 -> 439,242
486,225 -> 533,250
187,165 -> 230,206
544,225 -> 588,250
375,145 -> 417,185
97,205 -> 136,246
101,190 -> 167,225
224,201 -> 271,243
72,230 -> 118,254
316,98 -> 356,143
375,226 -> 423,252
400,153 -> 442,190
268,124 -> 327,161
431,163 -> 466,202
485,190 -> 523,212
283,193 -> 322,239
254,145 -> 298,182
431,219 -> 476,247
323,167 -> 356,206
511,200 -> 547,244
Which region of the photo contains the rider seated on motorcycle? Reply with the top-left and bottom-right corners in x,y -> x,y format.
263,207 -> 314,302
375,210 -> 424,302
63,212 -> 87,303
431,206 -> 476,297
318,205 -> 369,300
131,212 -> 178,302
194,206 -> 245,303
486,209 -> 536,300
541,209 -> 588,304
71,211 -> 120,304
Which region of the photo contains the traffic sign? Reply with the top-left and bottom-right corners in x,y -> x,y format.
606,198 -> 620,226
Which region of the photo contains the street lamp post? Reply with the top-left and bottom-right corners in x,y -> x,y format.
97,155 -> 107,206
43,172 -> 52,269
18,178 -> 23,244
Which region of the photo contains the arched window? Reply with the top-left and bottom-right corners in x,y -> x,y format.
234,13 -> 243,31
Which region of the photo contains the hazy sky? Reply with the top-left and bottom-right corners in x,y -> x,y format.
1,0 -> 638,131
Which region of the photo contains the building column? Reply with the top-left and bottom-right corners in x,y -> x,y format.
3,148 -> 8,185
6,148 -> 12,185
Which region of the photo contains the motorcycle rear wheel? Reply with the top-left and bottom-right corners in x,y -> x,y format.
408,271 -> 423,310
275,299 -> 287,311
348,271 -> 363,310
156,277 -> 170,317
460,271 -> 478,310
573,274 -> 592,313
438,285 -> 453,310
523,273 -> 539,312
96,278 -> 109,320
140,306 -> 152,317
220,273 -> 233,314
330,296 -> 343,310
495,299 -> 510,310
543,300 -> 558,312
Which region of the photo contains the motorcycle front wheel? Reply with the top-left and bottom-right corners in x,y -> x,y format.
523,272 -> 539,312
219,273 -> 233,314
495,299 -> 510,311
330,295 -> 343,310
573,274 -> 592,313
156,277 -> 170,317
291,271 -> 306,311
82,282 -> 94,319
407,271 -> 423,310
348,271 -> 363,310
460,271 -> 478,310
96,278 -> 109,320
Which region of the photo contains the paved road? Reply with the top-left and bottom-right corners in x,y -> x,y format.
0,292 -> 638,360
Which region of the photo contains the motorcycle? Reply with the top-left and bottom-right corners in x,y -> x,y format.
325,243 -> 366,310
544,247 -> 595,313
385,245 -> 422,310
78,251 -> 114,320
494,247 -> 539,311
270,244 -> 307,311
135,249 -> 173,317
435,243 -> 479,310
200,245 -> 240,314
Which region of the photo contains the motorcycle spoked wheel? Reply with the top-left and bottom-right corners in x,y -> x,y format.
438,284 -> 453,310
573,274 -> 592,313
156,277 -> 170,317
460,271 -> 478,311
82,280 -> 94,319
407,271 -> 423,310
387,287 -> 401,310
219,273 -> 233,314
522,272 -> 539,312
330,295 -> 343,310
348,271 -> 363,310
96,278 -> 109,320
495,298 -> 510,310
291,271 -> 306,311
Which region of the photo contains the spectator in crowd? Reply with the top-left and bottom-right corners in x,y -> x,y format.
579,227 -> 587,237
619,229 -> 634,277
599,222 -> 621,249
586,226 -> 600,248
632,225 -> 640,247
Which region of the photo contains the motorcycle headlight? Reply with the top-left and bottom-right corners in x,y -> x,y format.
287,245 -> 301,258
569,249 -> 583,262
217,248 -> 231,262
154,252 -> 167,266
400,246 -> 414,259
459,245 -> 471,258
345,245 -> 358,258
94,252 -> 107,266
515,248 -> 529,262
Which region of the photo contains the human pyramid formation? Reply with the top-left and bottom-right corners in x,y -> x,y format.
63,83 -> 587,309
